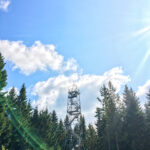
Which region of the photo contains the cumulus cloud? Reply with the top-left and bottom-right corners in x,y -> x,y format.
0,40 -> 131,123
0,0 -> 10,11
32,67 -> 130,124
0,40 -> 78,75
137,80 -> 150,106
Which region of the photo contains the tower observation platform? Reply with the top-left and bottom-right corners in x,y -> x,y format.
66,84 -> 81,149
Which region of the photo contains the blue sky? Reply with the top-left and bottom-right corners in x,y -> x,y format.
1,0 -> 150,123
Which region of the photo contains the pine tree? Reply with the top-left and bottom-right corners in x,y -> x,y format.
51,110 -> 58,125
121,86 -> 145,150
8,87 -> 18,108
57,120 -> 65,149
64,115 -> 69,128
7,88 -> 23,149
95,107 -> 106,150
31,107 -> 39,130
86,124 -> 98,150
39,109 -> 51,145
0,53 -> 12,149
79,115 -> 86,150
145,89 -> 150,125
64,115 -> 72,150
31,108 -> 53,149
9,85 -> 34,149
96,82 -> 121,150
0,53 -> 7,91
144,89 -> 150,149
0,106 -> 12,149
51,110 -> 59,150
17,84 -> 27,114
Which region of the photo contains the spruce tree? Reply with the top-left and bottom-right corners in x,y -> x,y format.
51,110 -> 59,150
7,88 -> 22,150
0,53 -> 12,149
31,107 -> 39,130
122,86 -> 145,150
86,124 -> 98,150
0,53 -> 7,91
17,84 -> 27,114
96,82 -> 121,150
144,89 -> 150,149
57,120 -> 65,149
64,115 -> 72,150
79,115 -> 86,150
95,107 -> 106,150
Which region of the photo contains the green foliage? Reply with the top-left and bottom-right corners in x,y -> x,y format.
63,115 -> 72,150
121,86 -> 145,150
0,53 -> 12,149
143,89 -> 150,150
0,53 -> 7,91
0,53 -> 150,150
1,145 -> 8,150
79,115 -> 86,150
86,124 -> 98,150
96,82 -> 121,150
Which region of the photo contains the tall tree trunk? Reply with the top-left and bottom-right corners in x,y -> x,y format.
115,134 -> 119,150
107,130 -> 111,150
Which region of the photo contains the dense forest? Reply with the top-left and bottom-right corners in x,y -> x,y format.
0,52 -> 150,150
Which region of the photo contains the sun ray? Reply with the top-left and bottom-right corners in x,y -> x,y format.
133,26 -> 150,37
135,49 -> 150,78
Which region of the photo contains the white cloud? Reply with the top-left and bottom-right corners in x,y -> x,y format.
0,40 -> 131,123
32,67 -> 130,124
0,40 -> 78,75
0,0 -> 10,11
137,80 -> 150,106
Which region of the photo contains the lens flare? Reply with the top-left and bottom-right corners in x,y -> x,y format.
133,26 -> 150,37
135,49 -> 150,78
132,25 -> 150,79
0,95 -> 55,150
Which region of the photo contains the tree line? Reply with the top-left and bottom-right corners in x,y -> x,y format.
0,53 -> 150,150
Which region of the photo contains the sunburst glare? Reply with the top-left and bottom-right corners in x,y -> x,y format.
133,26 -> 150,37
135,49 -> 150,78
